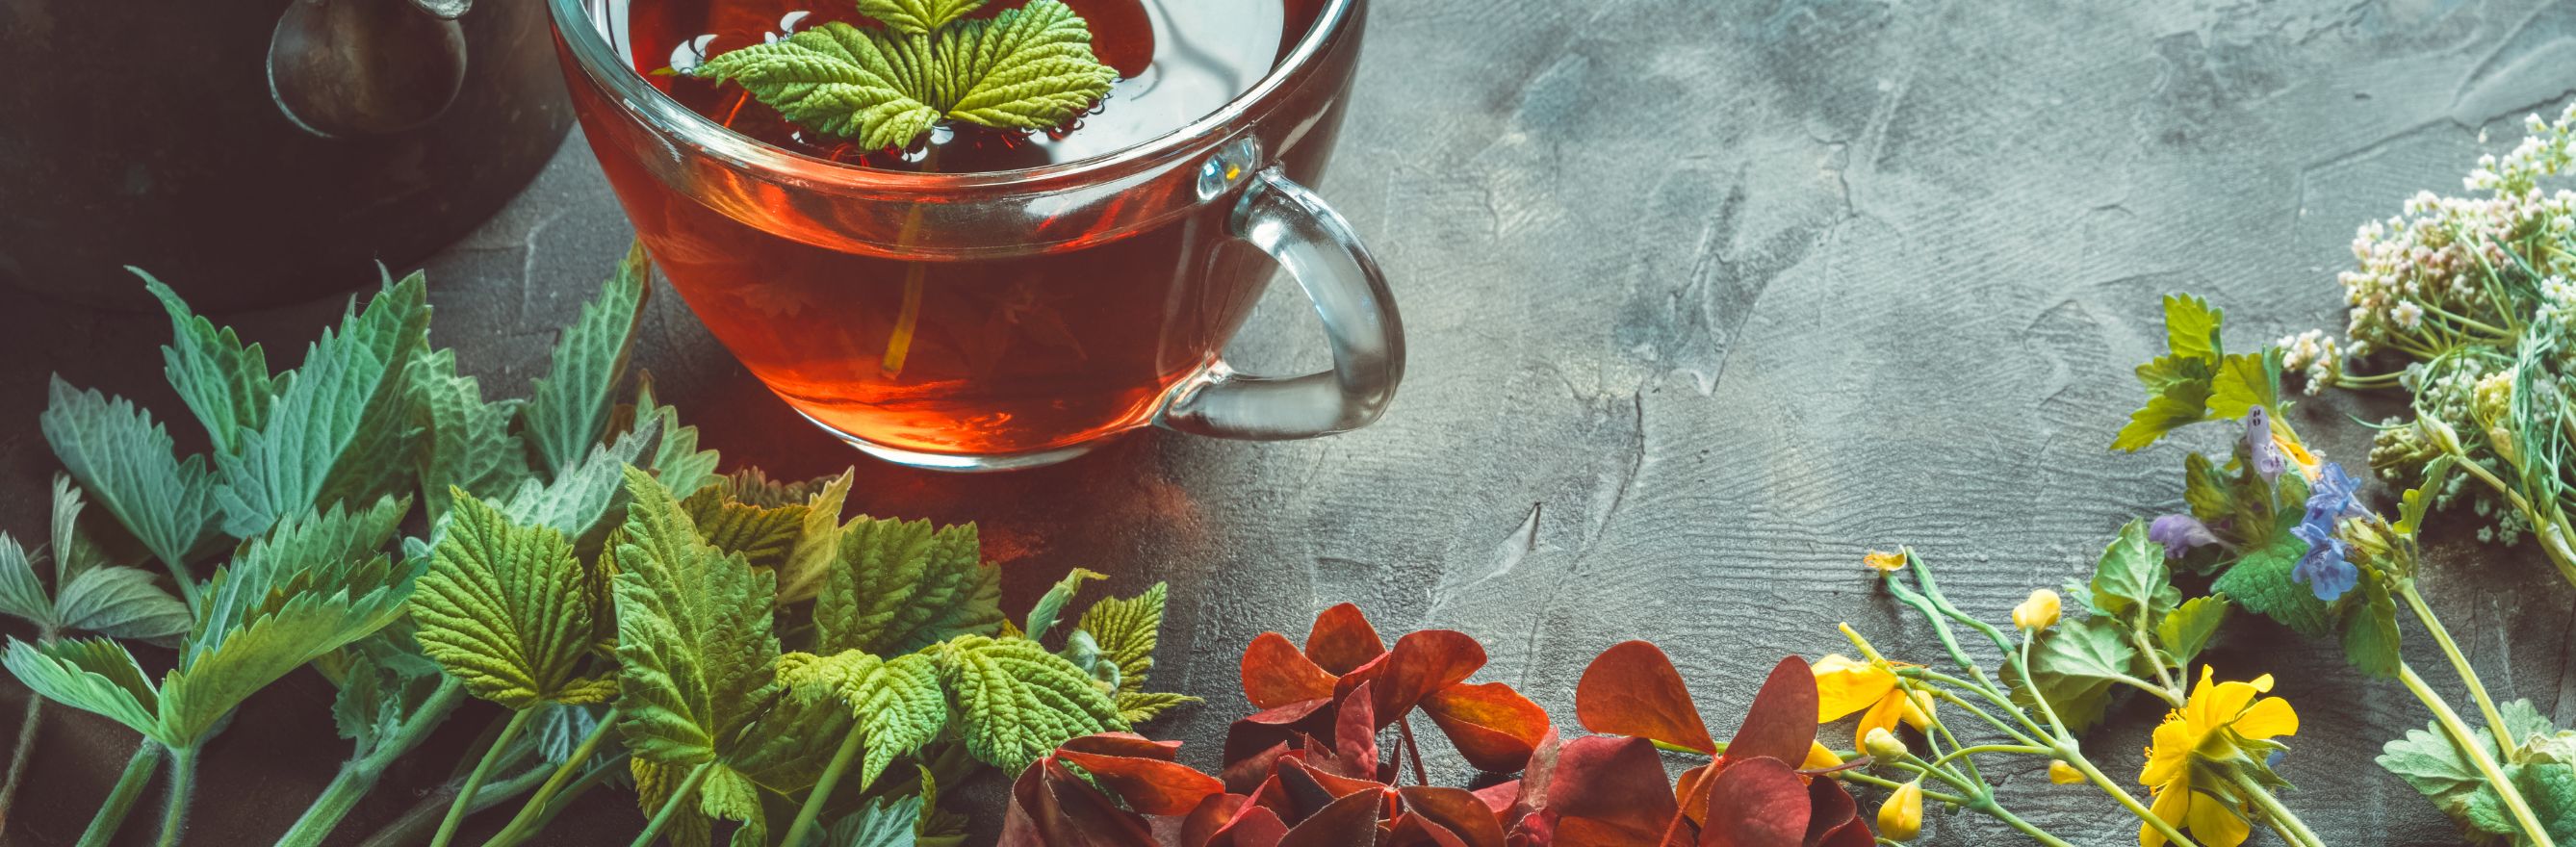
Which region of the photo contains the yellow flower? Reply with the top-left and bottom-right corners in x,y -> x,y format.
1878,779 -> 1924,841
1802,741 -> 1844,770
1814,654 -> 1931,749
1864,551 -> 1907,573
2048,760 -> 2085,784
2138,667 -> 2301,847
2267,418 -> 2322,480
1863,727 -> 1908,760
2012,589 -> 2062,631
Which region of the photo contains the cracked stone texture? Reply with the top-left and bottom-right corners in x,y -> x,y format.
5,0 -> 2576,844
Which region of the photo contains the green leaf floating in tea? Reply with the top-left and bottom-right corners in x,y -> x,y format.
695,0 -> 1118,151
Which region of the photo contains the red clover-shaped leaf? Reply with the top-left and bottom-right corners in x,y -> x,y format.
1701,757 -> 1810,847
1422,681 -> 1553,773
1305,603 -> 1385,674
1052,733 -> 1224,815
1575,640 -> 1718,754
1397,786 -> 1507,847
1727,656 -> 1821,766
1241,631 -> 1335,708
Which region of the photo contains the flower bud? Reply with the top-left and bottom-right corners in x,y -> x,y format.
1864,551 -> 1906,573
2420,416 -> 2465,455
1900,689 -> 1937,731
2011,589 -> 2061,631
1878,779 -> 1924,841
1863,727 -> 1908,760
2048,759 -> 2085,784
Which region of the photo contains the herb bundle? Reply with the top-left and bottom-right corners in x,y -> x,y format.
0,245 -> 1187,847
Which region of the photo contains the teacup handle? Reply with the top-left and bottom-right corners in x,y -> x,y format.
1156,167 -> 1404,440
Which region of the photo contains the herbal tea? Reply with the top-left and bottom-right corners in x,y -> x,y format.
569,0 -> 1335,461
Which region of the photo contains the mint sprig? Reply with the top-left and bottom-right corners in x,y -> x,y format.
694,0 -> 1117,151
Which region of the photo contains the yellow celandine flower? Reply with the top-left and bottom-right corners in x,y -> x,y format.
1864,551 -> 1907,573
2138,667 -> 2301,847
2012,589 -> 2062,631
1814,654 -> 1932,749
2048,759 -> 2085,784
1879,779 -> 1924,841
2268,419 -> 2322,480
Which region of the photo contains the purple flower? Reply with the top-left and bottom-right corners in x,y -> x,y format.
2150,514 -> 2220,558
2305,462 -> 2368,524
2290,517 -> 2358,602
2245,408 -> 2284,483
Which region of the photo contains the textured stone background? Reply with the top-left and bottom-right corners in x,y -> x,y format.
8,0 -> 2576,844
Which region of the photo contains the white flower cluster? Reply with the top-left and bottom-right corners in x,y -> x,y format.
2276,328 -> 2341,395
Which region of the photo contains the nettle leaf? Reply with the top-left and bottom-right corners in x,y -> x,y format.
319,632 -> 448,756
633,758 -> 714,847
2340,565 -> 2402,680
2211,533 -> 2337,637
695,0 -> 1115,149
777,650 -> 945,788
2114,295 -> 2231,451
409,349 -> 531,521
2206,349 -> 2282,421
0,534 -> 55,629
2154,596 -> 2228,669
937,634 -> 1124,771
412,493 -> 613,709
2,637 -> 160,740
774,471 -> 853,604
1023,568 -> 1104,642
2015,616 -> 2137,733
2382,720 -> 2525,839
42,378 -> 223,572
505,416 -> 661,548
814,517 -> 1001,656
731,669 -> 855,795
636,374 -> 721,501
827,795 -> 923,847
2161,293 -> 2223,361
215,272 -> 431,539
142,271 -> 277,453
522,243 -> 650,479
2089,520 -> 2177,626
697,768 -> 768,847
855,0 -> 983,34
55,567 -> 193,641
2114,379 -> 2213,451
682,484 -> 809,573
611,467 -> 782,768
1076,582 -> 1168,695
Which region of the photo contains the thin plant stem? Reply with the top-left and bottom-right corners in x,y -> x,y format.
1397,718 -> 1430,785
486,706 -> 621,847
157,561 -> 199,608
2398,662 -> 2555,847
77,740 -> 162,847
1880,757 -> 2074,847
2129,629 -> 2180,698
2398,582 -> 2516,750
360,762 -> 554,847
430,708 -> 537,847
497,754 -> 631,846
275,678 -> 470,847
2226,766 -> 2328,847
1922,743 -> 2049,771
631,761 -> 714,847
156,745 -> 198,847
0,682 -> 46,836
780,724 -> 865,847
2011,629 -> 2199,847
1918,687 -> 2045,749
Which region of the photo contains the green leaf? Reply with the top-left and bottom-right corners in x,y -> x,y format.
42,377 -> 223,572
1023,568 -> 1104,642
0,534 -> 56,630
695,0 -> 1115,149
2014,617 -> 2138,734
636,374 -> 721,501
776,650 -> 945,788
522,243 -> 650,478
775,471 -> 854,604
2114,379 -> 2213,451
49,475 -> 122,585
681,485 -> 809,574
2154,596 -> 2228,669
319,633 -> 448,756
1074,582 -> 1166,695
2133,353 -> 2215,395
2206,349 -> 2282,421
55,567 -> 193,641
1114,691 -> 1194,725
698,767 -> 768,847
2161,294 -> 2223,363
412,492 -> 613,709
504,416 -> 660,549
722,468 -> 837,509
2382,721 -> 2523,838
634,758 -> 714,847
814,518 -> 1000,656
409,349 -> 532,521
162,498 -> 422,745
854,0 -> 983,34
611,467 -> 782,768
2396,456 -> 2456,539
934,634 -> 1123,771
825,795 -> 923,847
2,637 -> 160,740
142,271 -> 277,453
2211,533 -> 2337,637
2089,520 -> 2177,625
2514,762 -> 2576,844
214,272 -> 431,539
2340,566 -> 2402,680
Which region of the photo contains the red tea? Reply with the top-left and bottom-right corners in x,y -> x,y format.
565,0 -> 1340,463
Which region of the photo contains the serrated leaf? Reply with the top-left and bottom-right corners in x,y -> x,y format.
934,634 -> 1123,771
854,0 -> 983,34
682,485 -> 809,574
2154,596 -> 2228,669
49,475 -> 122,585
2,637 -> 160,739
2206,349 -> 2281,421
636,373 -> 722,500
214,272 -> 430,539
2382,721 -> 2522,838
55,567 -> 193,641
2162,294 -> 2223,362
2517,762 -> 2576,844
2341,567 -> 2402,680
2114,380 -> 2213,451
699,767 -> 769,847
504,416 -> 660,549
412,493 -> 612,709
2211,533 -> 2337,637
2014,617 -> 2138,734
409,349 -> 532,520
142,271 -> 276,453
523,243 -> 650,478
1023,568 -> 1103,643
814,518 -> 1000,656
696,0 -> 1114,148
634,758 -> 715,847
42,377 -> 223,573
776,650 -> 945,789
1114,690 -> 1195,725
0,534 -> 55,629
775,471 -> 853,603
2396,456 -> 2457,539
724,468 -> 835,509
1075,582 -> 1166,695
612,467 -> 782,768
2134,353 -> 2215,395
824,795 -> 922,847
2089,520 -> 2175,625
2182,452 -> 2232,528
322,635 -> 448,755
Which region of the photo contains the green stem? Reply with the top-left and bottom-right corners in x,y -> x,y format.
2396,582 -> 2517,756
360,762 -> 554,847
0,681 -> 47,837
431,708 -> 536,847
2398,662 -> 2555,847
1876,757 -> 2073,847
2449,450 -> 2576,588
2129,629 -> 2181,699
77,740 -> 162,847
506,754 -> 631,843
2226,766 -> 2327,847
156,745 -> 197,847
157,559 -> 200,608
275,678 -> 470,847
486,706 -> 621,847
632,761 -> 714,847
1923,743 -> 2049,771
2056,751 -> 2199,847
780,724 -> 864,847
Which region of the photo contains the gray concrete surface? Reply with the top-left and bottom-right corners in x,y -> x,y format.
8,0 -> 2576,843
